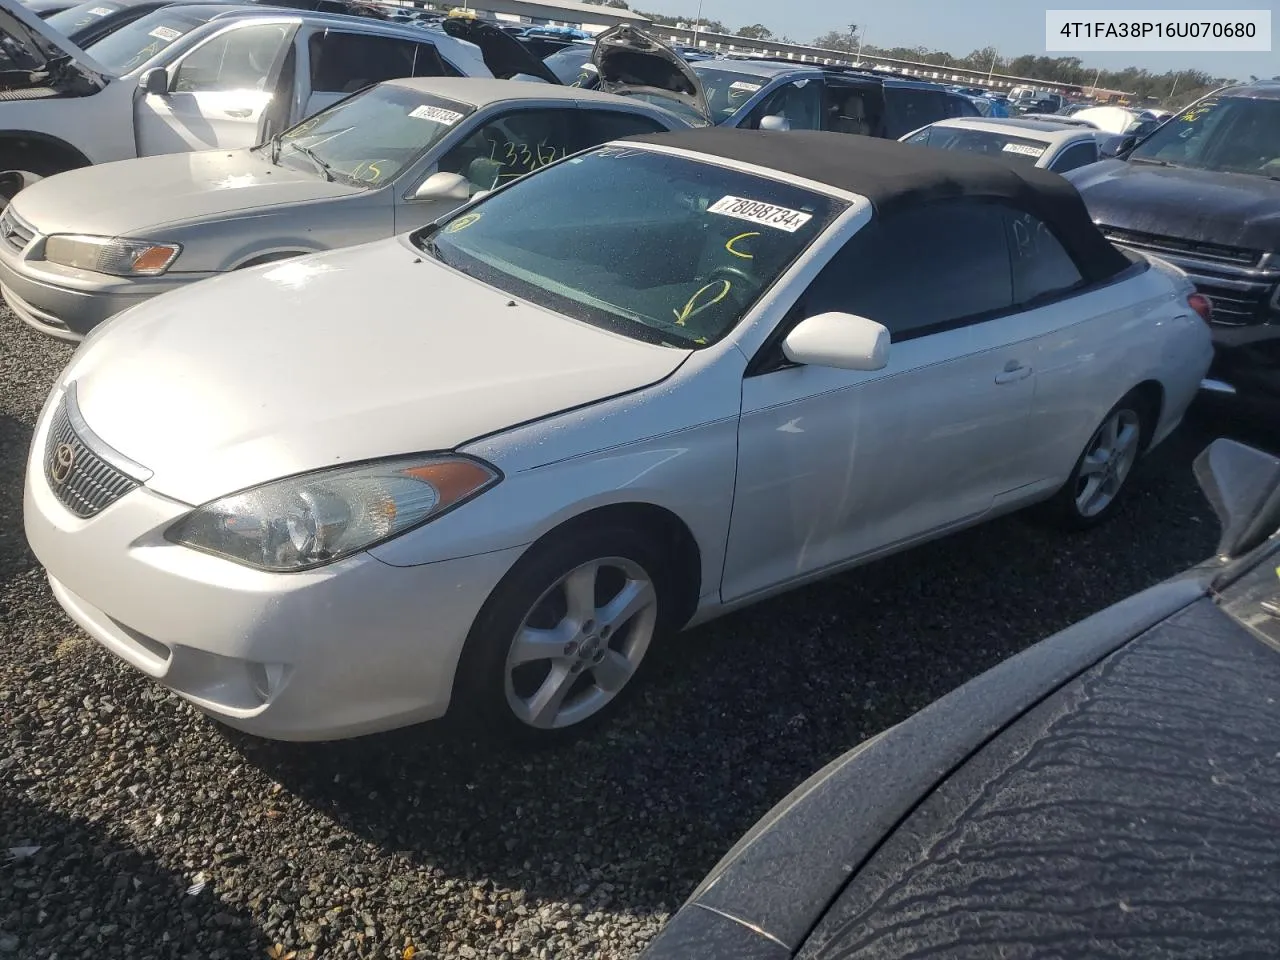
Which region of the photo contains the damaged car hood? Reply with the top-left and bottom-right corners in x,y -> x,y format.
593,24 -> 709,124
10,148 -> 366,236
61,237 -> 691,504
1070,159 -> 1280,253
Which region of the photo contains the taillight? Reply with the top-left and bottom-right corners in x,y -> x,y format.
1188,292 -> 1213,323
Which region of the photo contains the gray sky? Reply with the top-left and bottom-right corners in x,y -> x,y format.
635,0 -> 1277,80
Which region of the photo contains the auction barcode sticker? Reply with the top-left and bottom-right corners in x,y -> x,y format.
708,196 -> 812,233
1003,143 -> 1046,158
408,104 -> 464,125
729,81 -> 763,92
148,25 -> 181,41
88,5 -> 113,14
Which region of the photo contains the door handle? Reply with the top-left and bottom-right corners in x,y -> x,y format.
223,108 -> 253,118
994,361 -> 1033,384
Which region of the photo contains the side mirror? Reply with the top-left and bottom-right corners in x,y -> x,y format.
759,114 -> 791,132
139,67 -> 169,96
782,312 -> 889,371
1193,439 -> 1280,559
411,171 -> 471,202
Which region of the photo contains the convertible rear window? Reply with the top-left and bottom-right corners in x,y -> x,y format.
905,126 -> 1052,166
415,146 -> 846,348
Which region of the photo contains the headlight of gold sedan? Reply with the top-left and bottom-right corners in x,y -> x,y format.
43,235 -> 182,276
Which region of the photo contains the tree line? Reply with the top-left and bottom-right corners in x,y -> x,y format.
581,0 -> 1237,106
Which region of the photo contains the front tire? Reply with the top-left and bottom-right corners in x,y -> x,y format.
1044,390 -> 1152,529
452,524 -> 671,744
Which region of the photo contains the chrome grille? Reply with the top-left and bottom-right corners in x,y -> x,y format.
1100,226 -> 1262,267
43,388 -> 147,519
1100,224 -> 1279,327
0,207 -> 36,251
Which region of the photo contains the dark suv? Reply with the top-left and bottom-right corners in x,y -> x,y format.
585,26 -> 979,136
1068,80 -> 1280,410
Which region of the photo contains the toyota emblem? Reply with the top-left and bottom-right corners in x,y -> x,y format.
50,442 -> 76,485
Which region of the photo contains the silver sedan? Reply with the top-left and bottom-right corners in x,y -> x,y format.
0,77 -> 688,340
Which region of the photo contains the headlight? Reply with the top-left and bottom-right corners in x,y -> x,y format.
166,456 -> 501,572
44,235 -> 181,276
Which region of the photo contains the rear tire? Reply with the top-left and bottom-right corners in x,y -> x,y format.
1041,389 -> 1153,530
450,524 -> 674,745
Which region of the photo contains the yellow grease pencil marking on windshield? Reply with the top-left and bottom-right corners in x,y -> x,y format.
674,280 -> 732,326
725,232 -> 760,259
445,213 -> 482,234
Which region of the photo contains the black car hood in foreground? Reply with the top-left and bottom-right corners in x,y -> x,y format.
1070,158 -> 1280,253
641,440 -> 1280,959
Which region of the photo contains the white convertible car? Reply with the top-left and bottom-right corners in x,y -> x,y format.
25,130 -> 1214,742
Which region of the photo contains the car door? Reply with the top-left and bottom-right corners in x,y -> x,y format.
392,104 -> 570,231
822,81 -> 884,137
134,21 -> 297,156
739,77 -> 824,131
882,87 -> 949,139
1047,139 -> 1099,173
721,199 -> 1038,603
300,28 -> 457,118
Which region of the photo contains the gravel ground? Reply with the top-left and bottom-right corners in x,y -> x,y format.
0,303 -> 1266,959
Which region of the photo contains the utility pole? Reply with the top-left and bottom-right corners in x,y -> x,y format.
1090,66 -> 1102,97
692,0 -> 704,45
1167,71 -> 1182,104
986,47 -> 998,83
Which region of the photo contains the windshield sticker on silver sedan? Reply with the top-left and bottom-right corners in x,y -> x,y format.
708,196 -> 813,233
408,104 -> 464,125
1002,143 -> 1046,158
88,6 -> 113,14
148,25 -> 182,41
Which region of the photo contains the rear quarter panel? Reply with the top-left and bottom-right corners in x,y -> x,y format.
1022,257 -> 1210,485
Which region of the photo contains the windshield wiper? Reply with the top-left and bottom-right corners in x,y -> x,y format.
1129,156 -> 1172,167
288,142 -> 335,181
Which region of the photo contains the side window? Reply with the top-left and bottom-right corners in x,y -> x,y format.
1049,140 -> 1098,173
883,89 -> 948,139
307,31 -> 443,94
1004,208 -> 1084,304
800,201 -> 1013,339
746,80 -> 823,131
823,84 -> 880,137
173,23 -> 291,93
436,109 -> 580,195
579,109 -> 670,143
946,94 -> 979,118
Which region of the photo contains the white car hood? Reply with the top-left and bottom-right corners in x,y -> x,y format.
63,238 -> 691,505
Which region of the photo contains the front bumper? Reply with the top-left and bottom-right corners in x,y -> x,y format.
0,236 -> 209,341
23,393 -> 525,740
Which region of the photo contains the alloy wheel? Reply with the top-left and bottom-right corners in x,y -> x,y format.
503,557 -> 658,730
1074,407 -> 1141,518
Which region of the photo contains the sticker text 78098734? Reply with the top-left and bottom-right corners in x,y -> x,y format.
708,196 -> 813,233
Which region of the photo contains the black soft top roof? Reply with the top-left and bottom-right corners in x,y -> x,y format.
622,128 -> 1131,284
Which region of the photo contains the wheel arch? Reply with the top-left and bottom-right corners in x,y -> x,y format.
521,501 -> 703,631
1129,378 -> 1165,449
0,131 -> 94,175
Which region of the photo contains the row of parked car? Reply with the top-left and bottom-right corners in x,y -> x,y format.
7,7 -> 1280,953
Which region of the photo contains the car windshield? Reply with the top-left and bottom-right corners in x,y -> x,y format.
83,9 -> 203,73
46,0 -> 125,38
692,64 -> 769,122
271,85 -> 475,186
542,44 -> 590,84
1129,96 -> 1280,178
904,126 -> 1052,165
413,146 -> 845,348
